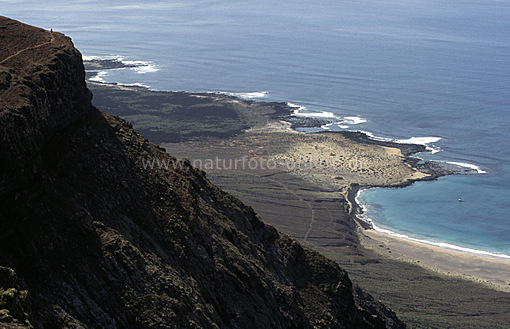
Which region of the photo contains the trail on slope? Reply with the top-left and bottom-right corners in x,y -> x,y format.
258,173 -> 316,242
0,31 -> 55,65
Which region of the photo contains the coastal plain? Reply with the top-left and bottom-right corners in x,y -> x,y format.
89,80 -> 510,328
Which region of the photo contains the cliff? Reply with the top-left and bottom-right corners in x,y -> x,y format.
0,17 -> 404,328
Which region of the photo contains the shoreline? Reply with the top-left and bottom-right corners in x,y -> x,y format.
300,111 -> 510,277
355,188 -> 510,262
262,92 -> 510,287
348,180 -> 510,291
85,64 -> 509,289
87,78 -> 510,327
351,185 -> 510,262
359,228 -> 510,292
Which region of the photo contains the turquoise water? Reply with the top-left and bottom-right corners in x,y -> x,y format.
358,170 -> 510,258
3,0 -> 509,258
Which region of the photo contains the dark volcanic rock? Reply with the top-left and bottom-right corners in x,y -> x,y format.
0,267 -> 33,328
0,17 -> 404,328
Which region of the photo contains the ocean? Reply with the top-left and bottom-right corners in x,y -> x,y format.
3,0 -> 509,258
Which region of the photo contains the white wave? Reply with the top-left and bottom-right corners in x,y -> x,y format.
338,124 -> 350,129
88,70 -> 108,83
321,123 -> 336,130
293,110 -> 337,118
356,130 -> 393,142
83,56 -> 159,74
343,116 -> 367,125
286,102 -> 307,112
447,161 -> 487,174
134,64 -> 159,74
117,82 -> 151,89
226,91 -> 268,99
287,102 -> 338,118
394,136 -> 442,154
83,55 -> 99,61
121,60 -> 160,74
83,54 -> 126,61
355,188 -> 375,225
395,136 -> 441,145
83,55 -> 158,88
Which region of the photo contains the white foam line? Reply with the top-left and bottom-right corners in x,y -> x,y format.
134,64 -> 159,74
121,60 -> 160,74
287,102 -> 304,109
117,82 -> 151,89
88,70 -> 108,83
288,102 -> 337,119
343,116 -> 367,125
83,55 -> 158,88
395,136 -> 442,144
294,111 -> 337,118
356,130 -> 393,142
83,54 -> 126,61
355,188 -> 375,227
224,91 -> 268,99
82,55 -> 98,61
83,56 -> 159,74
373,225 -> 510,260
447,161 -> 487,174
356,189 -> 509,261
394,136 -> 442,154
321,123 -> 335,130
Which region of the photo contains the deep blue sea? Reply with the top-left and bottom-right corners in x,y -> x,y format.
4,0 -> 509,259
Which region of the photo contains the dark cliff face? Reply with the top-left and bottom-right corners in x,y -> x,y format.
0,17 -> 92,196
0,17 -> 404,329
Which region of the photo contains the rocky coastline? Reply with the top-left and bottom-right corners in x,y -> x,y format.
83,53 -> 510,328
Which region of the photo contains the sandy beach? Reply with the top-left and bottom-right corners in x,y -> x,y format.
277,131 -> 510,292
360,228 -> 510,292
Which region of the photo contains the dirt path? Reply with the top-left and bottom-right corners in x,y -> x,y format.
259,173 -> 316,242
0,31 -> 55,65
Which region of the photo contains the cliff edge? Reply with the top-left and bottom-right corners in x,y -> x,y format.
0,17 -> 404,328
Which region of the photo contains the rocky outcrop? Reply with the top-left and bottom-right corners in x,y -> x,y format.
0,17 -> 404,328
0,267 -> 32,328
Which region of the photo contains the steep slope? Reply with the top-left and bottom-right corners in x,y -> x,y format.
0,17 -> 404,328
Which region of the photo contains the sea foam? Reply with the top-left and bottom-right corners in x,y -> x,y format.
84,55 -> 159,84
394,136 -> 442,144
288,103 -> 337,118
446,161 -> 487,174
356,131 -> 393,142
343,116 -> 367,125
395,136 -> 442,154
88,70 -> 108,83
117,82 -> 151,89
83,54 -> 126,61
224,91 -> 268,99
122,60 -> 160,74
